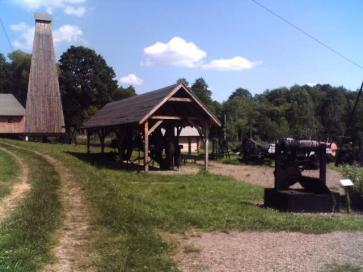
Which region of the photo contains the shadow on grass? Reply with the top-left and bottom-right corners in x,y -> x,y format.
65,151 -> 161,172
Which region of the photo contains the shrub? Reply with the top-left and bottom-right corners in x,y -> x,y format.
341,165 -> 363,194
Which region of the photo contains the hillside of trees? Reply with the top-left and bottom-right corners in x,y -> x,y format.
1,47 -> 362,147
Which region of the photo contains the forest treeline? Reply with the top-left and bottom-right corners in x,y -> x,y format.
1,47 -> 362,146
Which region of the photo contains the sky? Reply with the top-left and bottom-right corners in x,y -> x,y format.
1,0 -> 363,101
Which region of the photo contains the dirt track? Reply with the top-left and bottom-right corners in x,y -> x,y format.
2,143 -> 94,272
0,147 -> 30,223
36,151 -> 95,272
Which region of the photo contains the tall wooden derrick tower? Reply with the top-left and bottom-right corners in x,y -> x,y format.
25,13 -> 65,135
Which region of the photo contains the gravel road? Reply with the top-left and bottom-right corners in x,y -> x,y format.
175,231 -> 363,272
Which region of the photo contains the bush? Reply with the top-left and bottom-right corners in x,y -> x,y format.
341,165 -> 363,194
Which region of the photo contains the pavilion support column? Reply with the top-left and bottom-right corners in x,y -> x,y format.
98,129 -> 106,154
204,122 -> 209,171
188,137 -> 192,155
144,121 -> 149,172
86,129 -> 90,154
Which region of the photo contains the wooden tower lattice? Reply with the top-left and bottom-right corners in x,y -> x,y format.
25,13 -> 65,135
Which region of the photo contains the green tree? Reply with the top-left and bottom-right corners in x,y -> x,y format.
59,46 -> 118,141
176,78 -> 189,86
4,50 -> 31,106
0,53 -> 8,92
191,78 -> 214,111
223,88 -> 255,141
113,85 -> 136,101
319,85 -> 348,139
286,85 -> 317,138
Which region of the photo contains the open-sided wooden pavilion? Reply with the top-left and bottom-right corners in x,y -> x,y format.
83,83 -> 221,171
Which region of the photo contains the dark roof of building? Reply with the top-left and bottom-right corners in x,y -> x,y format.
0,94 -> 25,116
83,83 -> 221,128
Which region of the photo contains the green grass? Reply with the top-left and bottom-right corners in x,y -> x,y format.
327,264 -> 363,272
0,143 -> 62,272
0,149 -> 19,199
2,139 -> 363,271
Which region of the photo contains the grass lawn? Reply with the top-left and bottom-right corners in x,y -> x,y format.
0,143 -> 61,272
0,148 -> 19,199
1,139 -> 363,271
327,264 -> 363,272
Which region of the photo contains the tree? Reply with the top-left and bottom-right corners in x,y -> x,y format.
228,88 -> 252,100
319,85 -> 348,139
223,88 -> 255,141
191,78 -> 214,111
0,54 -> 8,92
286,85 -> 317,138
4,50 -> 31,106
59,46 -> 118,141
113,85 -> 136,101
176,78 -> 189,86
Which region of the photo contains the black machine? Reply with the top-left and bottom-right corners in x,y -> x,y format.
240,138 -> 273,164
264,138 -> 340,212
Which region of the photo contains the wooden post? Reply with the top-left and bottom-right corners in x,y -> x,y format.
188,137 -> 192,155
204,122 -> 209,171
98,129 -> 105,154
345,187 -> 351,214
319,144 -> 327,185
86,129 -> 90,154
144,121 -> 149,172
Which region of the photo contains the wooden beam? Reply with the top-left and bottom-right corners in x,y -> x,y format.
144,121 -> 149,172
151,115 -> 181,120
168,97 -> 192,102
148,120 -> 163,136
151,115 -> 202,121
204,122 -> 209,171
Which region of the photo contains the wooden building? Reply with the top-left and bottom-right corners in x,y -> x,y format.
25,13 -> 65,135
178,126 -> 201,153
83,83 -> 221,171
0,94 -> 25,134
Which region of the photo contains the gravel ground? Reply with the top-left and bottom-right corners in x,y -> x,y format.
207,161 -> 342,191
175,231 -> 363,272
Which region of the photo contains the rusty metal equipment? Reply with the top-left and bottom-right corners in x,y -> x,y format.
264,138 -> 340,212
240,138 -> 273,164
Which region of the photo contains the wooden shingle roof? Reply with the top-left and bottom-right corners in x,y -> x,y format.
83,83 -> 221,128
0,94 -> 25,116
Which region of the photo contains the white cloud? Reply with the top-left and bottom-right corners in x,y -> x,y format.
11,22 -> 84,50
202,56 -> 260,71
12,0 -> 86,16
143,37 -> 206,68
64,5 -> 86,16
119,74 -> 144,86
10,22 -> 28,31
143,36 -> 260,72
10,23 -> 34,50
53,25 -> 83,43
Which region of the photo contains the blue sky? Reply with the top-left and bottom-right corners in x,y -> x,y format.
1,0 -> 363,101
